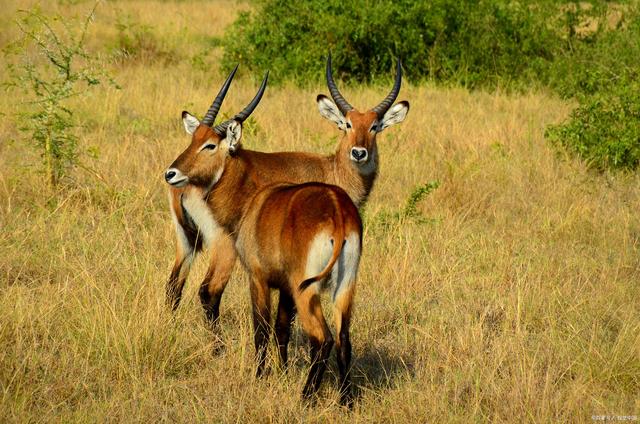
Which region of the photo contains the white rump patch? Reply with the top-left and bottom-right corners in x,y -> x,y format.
304,233 -> 335,292
303,232 -> 361,296
331,232 -> 360,302
180,189 -> 223,247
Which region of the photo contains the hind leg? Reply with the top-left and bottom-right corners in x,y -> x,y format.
293,286 -> 333,401
275,290 -> 296,368
332,232 -> 360,407
198,232 -> 237,327
334,283 -> 356,407
250,272 -> 271,378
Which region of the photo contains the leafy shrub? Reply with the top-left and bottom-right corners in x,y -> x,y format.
221,0 -> 591,86
403,181 -> 441,221
548,4 -> 640,99
372,181 -> 441,230
546,83 -> 640,171
3,4 -> 117,188
545,6 -> 640,170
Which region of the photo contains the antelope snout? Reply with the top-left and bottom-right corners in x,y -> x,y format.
165,168 -> 188,187
351,147 -> 368,163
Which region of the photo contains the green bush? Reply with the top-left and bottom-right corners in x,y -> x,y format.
546,83 -> 640,171
546,7 -> 640,170
371,181 -> 441,230
548,6 -> 640,99
222,0 -> 571,86
222,0 -> 638,88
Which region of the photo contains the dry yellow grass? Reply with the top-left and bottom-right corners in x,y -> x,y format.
1,1 -> 639,422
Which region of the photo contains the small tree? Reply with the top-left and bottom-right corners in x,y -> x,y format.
4,2 -> 115,188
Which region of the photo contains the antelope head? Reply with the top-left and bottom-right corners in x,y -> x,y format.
164,68 -> 267,190
317,54 -> 409,173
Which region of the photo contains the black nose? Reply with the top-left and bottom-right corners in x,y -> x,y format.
165,170 -> 176,182
351,149 -> 366,160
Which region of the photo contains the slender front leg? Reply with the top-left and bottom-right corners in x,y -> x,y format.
198,232 -> 237,326
275,290 -> 296,368
166,222 -> 195,311
250,274 -> 271,378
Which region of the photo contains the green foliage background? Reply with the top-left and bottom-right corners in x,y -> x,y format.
222,0 -> 640,170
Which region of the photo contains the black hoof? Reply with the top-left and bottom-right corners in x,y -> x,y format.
301,391 -> 319,407
339,393 -> 354,410
210,341 -> 225,356
255,365 -> 271,379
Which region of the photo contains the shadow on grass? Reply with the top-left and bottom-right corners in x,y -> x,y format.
350,345 -> 415,391
285,327 -> 415,402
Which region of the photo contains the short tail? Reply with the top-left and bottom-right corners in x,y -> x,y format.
299,192 -> 345,292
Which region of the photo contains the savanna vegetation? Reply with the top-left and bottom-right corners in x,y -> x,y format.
1,0 -> 638,422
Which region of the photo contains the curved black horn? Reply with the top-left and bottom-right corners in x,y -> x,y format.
201,65 -> 239,127
326,52 -> 353,115
371,58 -> 402,118
214,71 -> 269,135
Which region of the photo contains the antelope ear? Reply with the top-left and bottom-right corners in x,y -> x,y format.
379,101 -> 409,131
225,120 -> 243,153
317,94 -> 347,131
182,111 -> 200,135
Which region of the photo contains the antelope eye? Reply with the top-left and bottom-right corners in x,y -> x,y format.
370,124 -> 378,132
346,122 -> 352,129
203,143 -> 216,150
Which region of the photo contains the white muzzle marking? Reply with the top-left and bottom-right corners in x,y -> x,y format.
350,147 -> 368,163
165,168 -> 189,187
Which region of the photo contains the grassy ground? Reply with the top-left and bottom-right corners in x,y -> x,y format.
1,1 -> 639,422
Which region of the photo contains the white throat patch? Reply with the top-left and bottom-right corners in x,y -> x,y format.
180,188 -> 223,247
